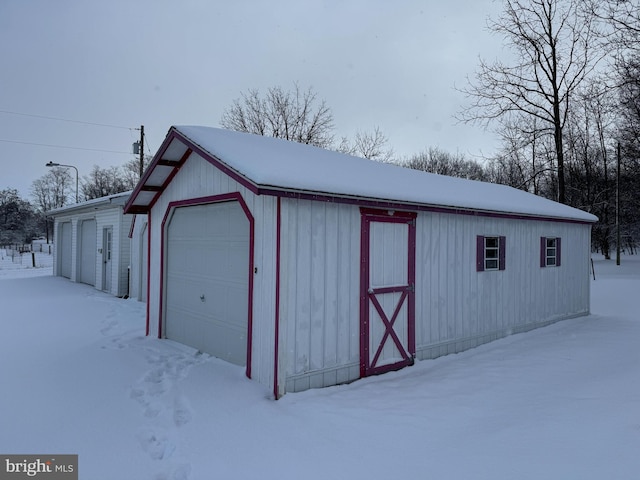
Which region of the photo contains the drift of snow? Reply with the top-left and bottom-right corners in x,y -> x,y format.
0,250 -> 638,479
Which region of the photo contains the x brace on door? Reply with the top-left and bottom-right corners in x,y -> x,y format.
368,288 -> 411,368
360,208 -> 417,377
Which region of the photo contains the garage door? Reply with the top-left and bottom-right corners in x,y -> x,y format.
165,201 -> 250,366
59,222 -> 72,278
79,219 -> 96,285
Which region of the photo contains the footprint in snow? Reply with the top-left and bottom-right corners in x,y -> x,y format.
172,395 -> 193,427
153,464 -> 192,480
137,430 -> 175,460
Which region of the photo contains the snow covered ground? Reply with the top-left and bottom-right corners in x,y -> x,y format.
0,251 -> 638,480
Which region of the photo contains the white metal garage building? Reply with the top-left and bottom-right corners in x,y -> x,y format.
125,126 -> 597,398
50,192 -> 133,297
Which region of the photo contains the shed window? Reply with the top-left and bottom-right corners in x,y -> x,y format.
540,237 -> 561,267
476,235 -> 506,272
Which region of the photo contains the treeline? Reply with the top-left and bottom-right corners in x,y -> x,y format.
0,158 -> 147,244
4,0 -> 640,257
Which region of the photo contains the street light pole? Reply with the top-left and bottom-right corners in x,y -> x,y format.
45,161 -> 79,203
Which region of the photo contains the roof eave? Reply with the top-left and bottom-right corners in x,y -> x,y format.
256,185 -> 598,224
48,191 -> 132,217
124,126 -> 597,225
124,127 -> 258,215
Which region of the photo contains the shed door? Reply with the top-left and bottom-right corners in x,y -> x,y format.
79,219 -> 96,285
59,222 -> 72,279
165,201 -> 249,366
102,227 -> 113,293
360,210 -> 416,377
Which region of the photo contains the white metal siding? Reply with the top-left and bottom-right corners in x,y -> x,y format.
141,223 -> 148,302
94,209 -> 132,297
413,212 -> 591,359
51,199 -> 132,298
117,214 -> 133,297
279,202 -> 591,393
279,199 -> 360,392
79,219 -> 96,285
128,216 -> 147,302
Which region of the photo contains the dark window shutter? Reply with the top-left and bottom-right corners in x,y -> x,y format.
499,236 -> 506,271
556,237 -> 561,266
540,237 -> 547,267
476,235 -> 485,272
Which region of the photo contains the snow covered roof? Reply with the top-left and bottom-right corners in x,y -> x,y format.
124,126 -> 597,223
48,190 -> 132,216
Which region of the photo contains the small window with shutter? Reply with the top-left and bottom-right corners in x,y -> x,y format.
540,237 -> 561,267
477,235 -> 506,272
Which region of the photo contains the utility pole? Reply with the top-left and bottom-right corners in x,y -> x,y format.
139,125 -> 144,179
616,143 -> 621,266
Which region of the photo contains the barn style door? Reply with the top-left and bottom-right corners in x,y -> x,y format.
360,209 -> 416,377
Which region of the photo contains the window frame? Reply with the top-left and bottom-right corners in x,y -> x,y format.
476,235 -> 506,272
540,236 -> 562,267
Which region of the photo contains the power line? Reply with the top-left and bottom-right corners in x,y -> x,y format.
0,138 -> 132,155
0,109 -> 134,130
143,130 -> 153,154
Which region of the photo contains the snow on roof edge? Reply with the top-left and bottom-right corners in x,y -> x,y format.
173,126 -> 598,224
47,191 -> 132,216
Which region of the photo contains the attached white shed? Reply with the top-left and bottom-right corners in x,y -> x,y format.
50,192 -> 133,297
125,126 -> 597,398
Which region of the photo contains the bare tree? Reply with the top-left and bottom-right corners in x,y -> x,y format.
0,189 -> 38,244
123,156 -> 152,188
31,168 -> 73,210
458,0 -> 605,204
492,115 -> 560,195
82,165 -> 131,200
403,147 -> 486,180
31,168 -> 73,241
337,126 -> 395,162
220,84 -> 335,149
599,0 -> 640,52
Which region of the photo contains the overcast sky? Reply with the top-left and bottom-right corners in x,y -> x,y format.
1,0 -> 505,199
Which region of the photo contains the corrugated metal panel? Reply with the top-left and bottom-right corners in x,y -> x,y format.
90,208 -> 132,297
414,212 -> 591,358
129,219 -> 148,302
279,199 -> 360,392
280,203 -> 591,392
117,214 -> 133,297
